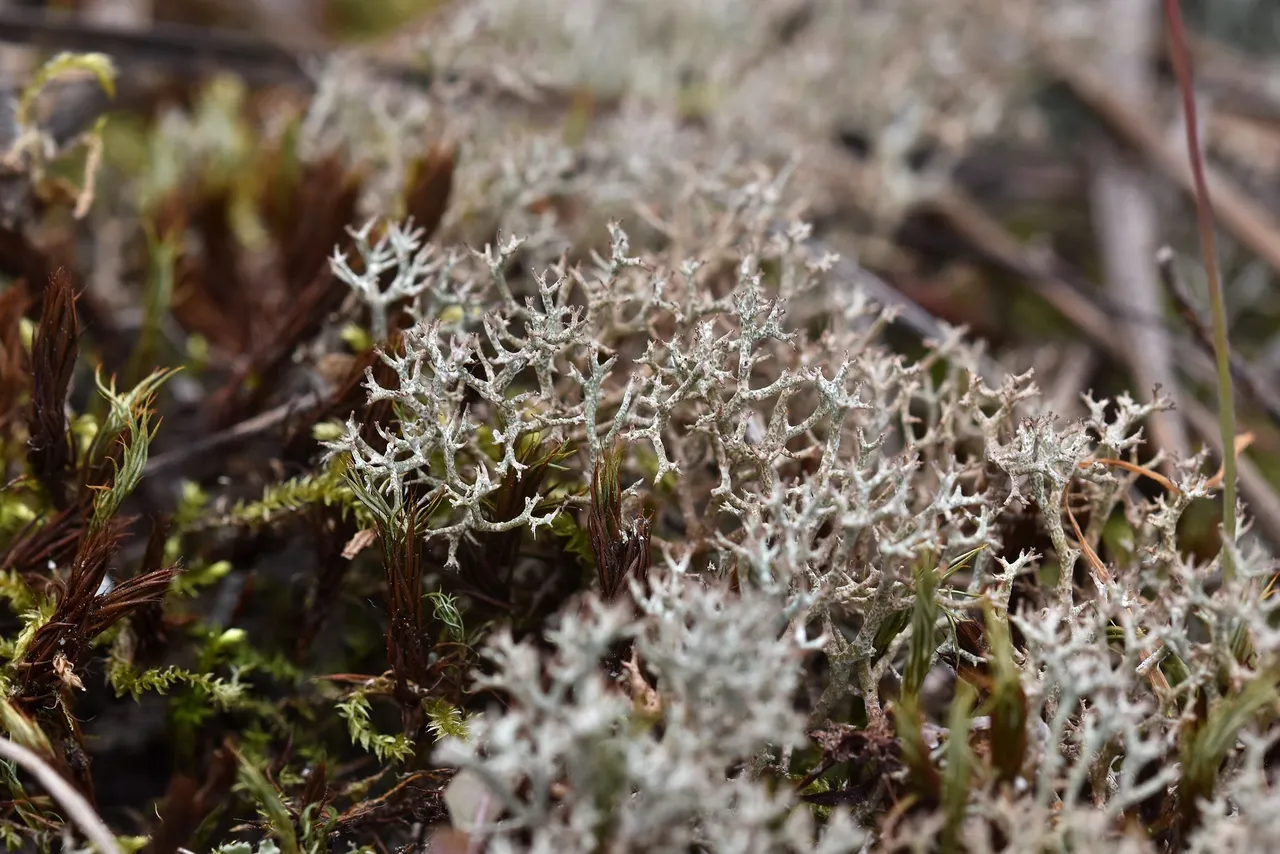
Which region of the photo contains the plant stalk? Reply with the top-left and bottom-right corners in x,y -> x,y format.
1162,0 -> 1238,571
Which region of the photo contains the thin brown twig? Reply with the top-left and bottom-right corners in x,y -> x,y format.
1163,0 -> 1239,558
1042,342 -> 1097,422
0,7 -> 427,89
144,390 -> 323,477
1090,0 -> 1187,466
1081,458 -> 1180,495
924,187 -> 1228,406
1156,247 -> 1280,428
1173,31 -> 1280,124
1037,30 -> 1280,277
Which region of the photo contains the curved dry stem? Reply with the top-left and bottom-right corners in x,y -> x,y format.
0,738 -> 122,854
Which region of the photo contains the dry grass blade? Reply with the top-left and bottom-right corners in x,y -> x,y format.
1080,457 -> 1180,495
1206,433 -> 1255,490
1090,0 -> 1186,466
1064,481 -> 1109,585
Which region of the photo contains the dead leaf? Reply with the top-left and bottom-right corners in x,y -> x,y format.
342,528 -> 378,560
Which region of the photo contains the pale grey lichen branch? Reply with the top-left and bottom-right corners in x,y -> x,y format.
320,152 -> 1280,849
331,218 -> 456,342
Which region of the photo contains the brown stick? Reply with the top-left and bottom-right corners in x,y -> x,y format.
1156,247 -> 1280,428
144,390 -> 324,478
1089,0 -> 1187,466
1038,35 -> 1280,277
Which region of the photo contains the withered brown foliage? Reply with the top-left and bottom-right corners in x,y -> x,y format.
143,740 -> 238,854
375,490 -> 433,725
204,156 -> 366,427
18,521 -> 177,698
0,281 -> 28,440
27,268 -> 79,508
588,444 -> 651,602
404,143 -> 455,247
0,505 -> 81,587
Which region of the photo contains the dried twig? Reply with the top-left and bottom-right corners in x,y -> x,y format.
1174,31 -> 1280,124
144,390 -> 323,478
925,186 -> 1227,391
1162,0 -> 1239,560
1038,28 -> 1280,278
0,8 -> 319,86
1089,0 -> 1187,466
0,7 -> 434,147
1043,342 -> 1097,421
1156,247 -> 1280,428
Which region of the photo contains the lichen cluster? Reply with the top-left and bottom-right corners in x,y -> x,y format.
2,2 -> 1280,853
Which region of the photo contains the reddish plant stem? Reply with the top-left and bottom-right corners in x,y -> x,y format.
1162,0 -> 1239,563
